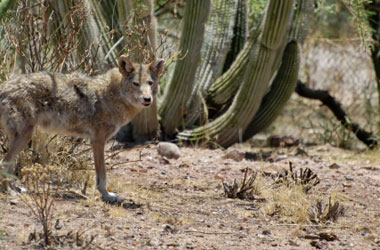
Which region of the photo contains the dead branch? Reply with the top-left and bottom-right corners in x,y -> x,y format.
295,80 -> 378,149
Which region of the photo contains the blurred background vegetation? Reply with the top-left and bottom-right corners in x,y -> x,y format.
1,0 -> 379,149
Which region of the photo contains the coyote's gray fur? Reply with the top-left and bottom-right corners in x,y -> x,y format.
0,56 -> 164,203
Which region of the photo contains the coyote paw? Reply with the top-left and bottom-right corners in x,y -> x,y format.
1,181 -> 26,196
101,192 -> 124,205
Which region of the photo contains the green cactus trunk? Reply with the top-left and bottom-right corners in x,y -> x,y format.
178,0 -> 294,147
159,0 -> 211,137
222,0 -> 248,72
185,0 -> 240,125
53,0 -> 116,71
242,0 -> 313,140
206,29 -> 258,107
0,0 -> 16,21
243,41 -> 299,140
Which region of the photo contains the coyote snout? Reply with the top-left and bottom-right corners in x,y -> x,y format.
0,56 -> 164,204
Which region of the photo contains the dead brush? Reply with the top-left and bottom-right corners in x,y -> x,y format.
28,228 -> 96,249
17,131 -> 94,197
20,163 -> 96,248
1,0 -> 101,75
19,163 -> 59,246
220,162 -> 347,224
119,11 -> 180,77
271,162 -> 320,192
222,168 -> 258,200
309,197 -> 346,224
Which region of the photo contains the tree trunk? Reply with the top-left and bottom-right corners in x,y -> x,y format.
178,0 -> 294,147
159,0 -> 212,137
296,80 -> 378,148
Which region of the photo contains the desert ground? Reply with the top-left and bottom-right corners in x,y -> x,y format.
0,139 -> 379,250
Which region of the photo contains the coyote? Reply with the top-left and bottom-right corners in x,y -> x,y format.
0,56 -> 164,204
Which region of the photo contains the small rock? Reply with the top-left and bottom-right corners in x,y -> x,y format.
288,239 -> 299,247
268,135 -> 299,147
9,199 -> 18,205
159,157 -> 170,164
318,232 -> 338,241
163,224 -> 178,234
296,147 -> 308,156
158,142 -> 180,159
344,175 -> 354,181
214,173 -> 225,180
329,163 -> 341,169
223,150 -> 244,162
310,240 -> 323,249
54,219 -> 63,230
262,230 -> 271,235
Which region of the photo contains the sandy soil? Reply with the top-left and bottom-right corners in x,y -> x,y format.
0,142 -> 380,250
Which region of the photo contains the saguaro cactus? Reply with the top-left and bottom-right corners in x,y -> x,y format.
243,41 -> 300,140
178,0 -> 294,147
185,0 -> 240,125
159,0 -> 211,137
243,0 -> 313,140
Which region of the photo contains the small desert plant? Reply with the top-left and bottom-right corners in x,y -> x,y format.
20,163 -> 60,246
271,162 -> 320,193
309,197 -> 346,223
222,168 -> 258,200
28,228 -> 96,248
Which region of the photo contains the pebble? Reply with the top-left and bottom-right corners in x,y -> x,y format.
158,142 -> 181,159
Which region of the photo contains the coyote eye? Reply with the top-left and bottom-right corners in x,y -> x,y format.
132,82 -> 140,87
148,81 -> 154,86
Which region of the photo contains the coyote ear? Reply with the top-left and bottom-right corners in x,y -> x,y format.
118,56 -> 135,75
149,59 -> 165,76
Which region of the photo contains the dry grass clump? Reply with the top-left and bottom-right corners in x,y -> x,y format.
309,197 -> 346,224
222,163 -> 346,224
16,130 -> 94,195
260,184 -> 314,223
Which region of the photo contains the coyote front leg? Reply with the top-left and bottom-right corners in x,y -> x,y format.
92,138 -> 124,204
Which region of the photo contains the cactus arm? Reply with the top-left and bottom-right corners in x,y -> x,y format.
178,0 -> 294,147
243,41 -> 300,140
242,0 -> 313,140
159,0 -> 212,137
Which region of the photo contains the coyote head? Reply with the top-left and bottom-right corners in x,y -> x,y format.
118,56 -> 164,108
